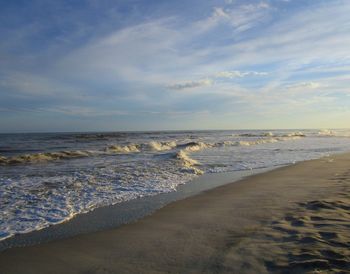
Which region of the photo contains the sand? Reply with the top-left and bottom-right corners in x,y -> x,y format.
0,153 -> 350,273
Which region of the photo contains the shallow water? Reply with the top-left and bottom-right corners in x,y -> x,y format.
1,129 -> 350,241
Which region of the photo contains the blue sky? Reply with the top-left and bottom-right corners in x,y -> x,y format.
1,0 -> 350,132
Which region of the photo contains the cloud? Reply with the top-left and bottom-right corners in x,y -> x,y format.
166,70 -> 267,91
1,0 -> 350,130
197,2 -> 271,34
167,79 -> 213,90
286,82 -> 321,90
215,70 -> 268,78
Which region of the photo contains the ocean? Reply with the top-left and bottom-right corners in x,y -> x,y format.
1,129 -> 350,241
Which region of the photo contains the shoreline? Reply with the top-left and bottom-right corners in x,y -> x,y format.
0,167 -> 274,251
1,153 -> 350,273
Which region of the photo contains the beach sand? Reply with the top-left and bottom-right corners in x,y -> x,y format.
1,153 -> 350,273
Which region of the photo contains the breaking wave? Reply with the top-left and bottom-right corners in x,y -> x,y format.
0,150 -> 92,165
107,144 -> 140,153
178,141 -> 213,152
147,141 -> 177,151
174,150 -> 203,175
318,129 -> 335,136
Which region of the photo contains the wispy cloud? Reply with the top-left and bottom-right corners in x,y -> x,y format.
215,70 -> 268,78
167,79 -> 213,90
286,82 -> 321,91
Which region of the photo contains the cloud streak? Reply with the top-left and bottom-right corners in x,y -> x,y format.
215,70 -> 268,78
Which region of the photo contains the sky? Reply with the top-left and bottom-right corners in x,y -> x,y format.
0,0 -> 350,132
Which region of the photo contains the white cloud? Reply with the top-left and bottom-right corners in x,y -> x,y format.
194,2 -> 271,35
212,7 -> 231,20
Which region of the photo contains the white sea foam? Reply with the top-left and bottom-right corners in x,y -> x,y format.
216,135 -> 304,147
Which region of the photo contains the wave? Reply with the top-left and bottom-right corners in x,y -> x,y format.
1,143 -> 141,165
234,131 -> 305,138
147,141 -> 177,151
217,136 -> 302,147
0,150 -> 92,165
282,131 -> 306,137
174,150 -> 203,175
171,136 -> 302,175
107,144 -> 140,153
318,129 -> 335,136
317,129 -> 350,138
235,138 -> 279,146
179,141 -> 213,152
0,134 -> 306,166
234,133 -> 273,137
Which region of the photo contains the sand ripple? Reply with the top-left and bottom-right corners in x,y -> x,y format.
262,171 -> 350,273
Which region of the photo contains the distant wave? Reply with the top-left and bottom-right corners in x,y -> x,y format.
234,131 -> 305,138
317,129 -> 350,138
218,136 -> 303,147
234,132 -> 275,137
318,129 -> 335,136
282,131 -> 306,137
0,135 -> 305,166
0,150 -> 93,165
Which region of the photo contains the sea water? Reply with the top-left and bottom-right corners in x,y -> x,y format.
1,129 -> 350,241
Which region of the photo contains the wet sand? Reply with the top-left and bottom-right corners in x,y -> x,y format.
1,153 -> 350,273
